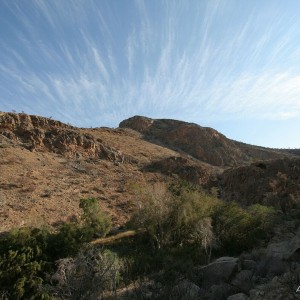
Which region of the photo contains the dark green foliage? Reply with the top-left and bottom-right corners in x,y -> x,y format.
0,199 -> 111,299
212,202 -> 276,255
0,227 -> 52,299
79,198 -> 111,238
48,222 -> 84,259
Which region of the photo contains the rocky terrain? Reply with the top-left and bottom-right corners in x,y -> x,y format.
0,111 -> 300,299
120,115 -> 294,167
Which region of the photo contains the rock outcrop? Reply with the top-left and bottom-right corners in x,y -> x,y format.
220,158 -> 300,208
120,116 -> 293,167
143,156 -> 214,186
0,112 -> 125,162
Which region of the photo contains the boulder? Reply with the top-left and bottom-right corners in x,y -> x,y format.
196,257 -> 240,287
241,259 -> 256,272
205,283 -> 234,300
267,228 -> 300,260
255,256 -> 289,278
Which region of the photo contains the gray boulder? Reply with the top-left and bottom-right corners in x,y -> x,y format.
241,259 -> 256,272
171,279 -> 203,300
267,227 -> 300,260
206,283 -> 233,300
197,257 -> 240,287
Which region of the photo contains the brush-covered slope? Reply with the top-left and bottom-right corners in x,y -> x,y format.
1,111 -> 299,232
0,112 -> 212,231
119,116 -> 293,167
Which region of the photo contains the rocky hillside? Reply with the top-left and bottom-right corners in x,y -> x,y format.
1,112 -> 300,300
0,112 -> 212,231
0,111 -> 299,231
220,158 -> 300,209
120,115 -> 294,167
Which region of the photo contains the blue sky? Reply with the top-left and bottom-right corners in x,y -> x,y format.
1,0 -> 300,148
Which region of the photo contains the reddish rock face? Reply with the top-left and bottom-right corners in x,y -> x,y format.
120,116 -> 293,167
0,112 -> 124,161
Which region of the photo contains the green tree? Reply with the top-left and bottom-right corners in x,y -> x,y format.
79,198 -> 111,238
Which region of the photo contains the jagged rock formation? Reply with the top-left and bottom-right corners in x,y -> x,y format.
1,111 -> 299,229
0,112 -> 125,162
120,116 -> 293,167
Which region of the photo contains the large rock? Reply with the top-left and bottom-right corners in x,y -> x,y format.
255,256 -> 289,278
220,158 -> 300,206
267,228 -> 300,260
196,257 -> 240,287
205,283 -> 234,300
171,279 -> 203,300
0,112 -> 126,162
241,259 -> 256,272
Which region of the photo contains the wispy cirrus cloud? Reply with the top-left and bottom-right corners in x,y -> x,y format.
1,0 -> 300,146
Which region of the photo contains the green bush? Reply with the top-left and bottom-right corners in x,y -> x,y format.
212,202 -> 276,254
130,182 -> 218,261
0,198 -> 111,299
79,198 -> 111,238
0,227 -> 52,299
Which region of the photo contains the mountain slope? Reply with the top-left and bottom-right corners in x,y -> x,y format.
0,111 -> 299,232
120,115 -> 294,167
0,112 -> 211,231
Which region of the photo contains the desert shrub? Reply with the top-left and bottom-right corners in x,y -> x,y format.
130,182 -> 218,261
212,202 -> 276,255
0,199 -> 111,299
0,227 -> 52,299
79,198 -> 111,238
247,204 -> 276,233
0,291 -> 9,300
48,222 -> 84,259
47,246 -> 123,299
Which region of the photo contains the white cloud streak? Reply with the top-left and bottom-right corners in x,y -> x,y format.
1,0 -> 300,134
